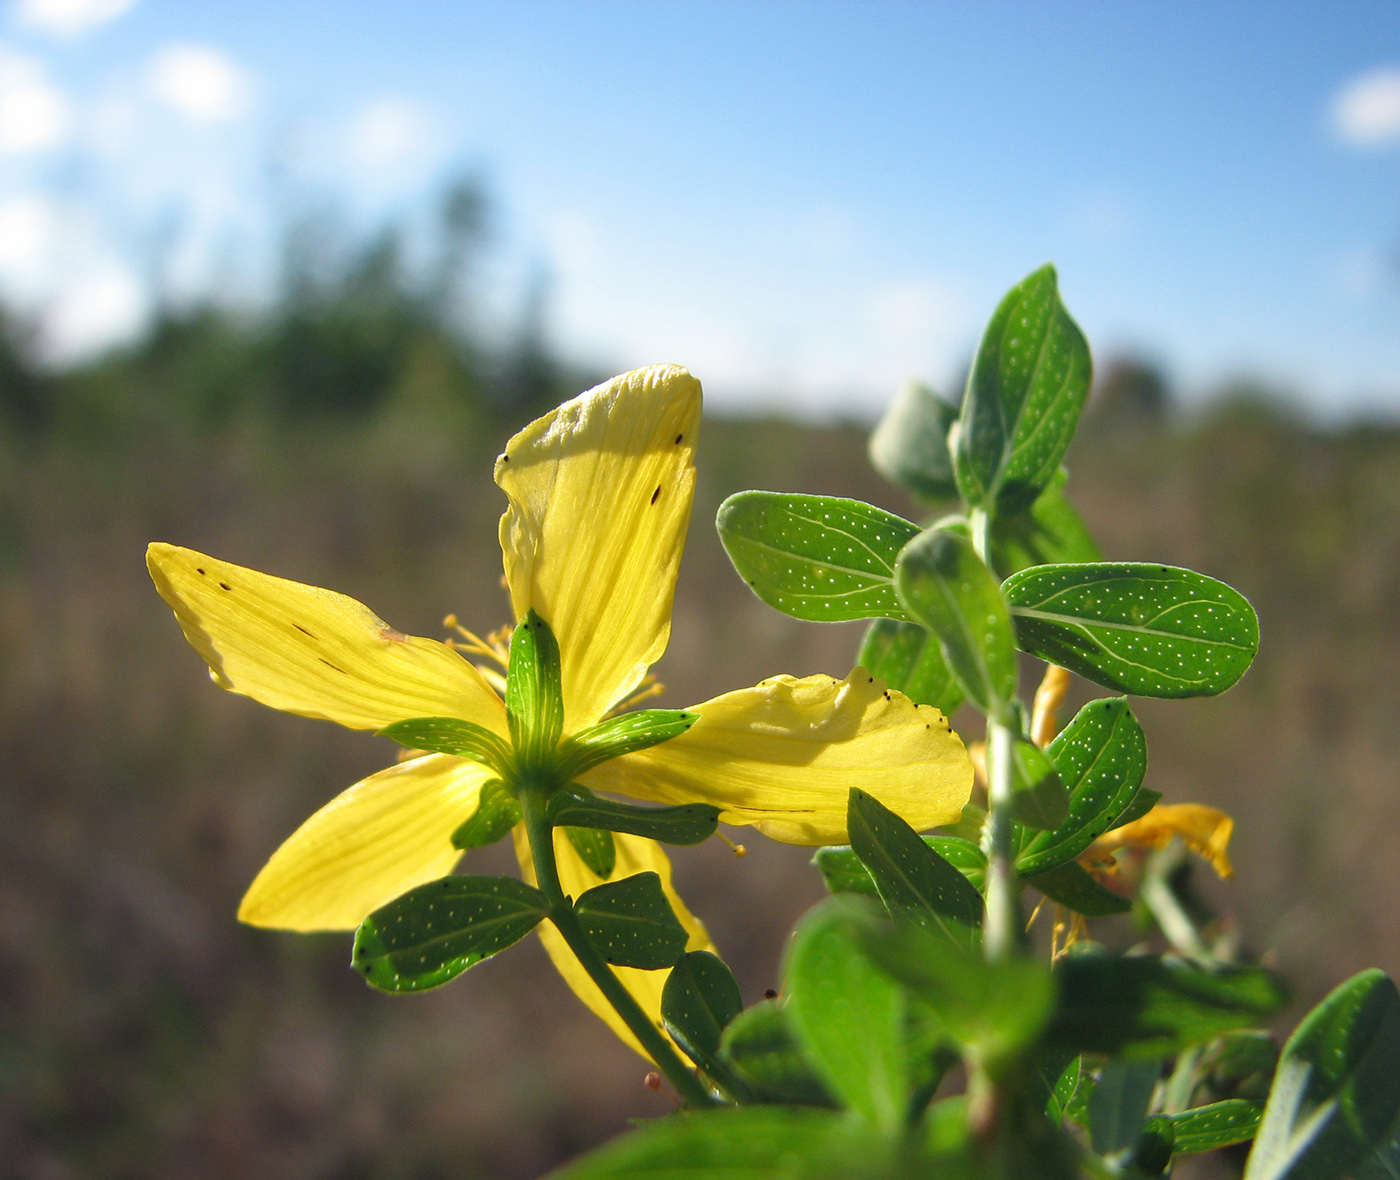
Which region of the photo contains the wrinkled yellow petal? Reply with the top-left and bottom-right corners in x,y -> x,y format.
513,825 -> 714,1062
582,669 -> 974,845
495,365 -> 701,732
1094,802 -> 1235,880
149,543 -> 507,734
239,754 -> 490,930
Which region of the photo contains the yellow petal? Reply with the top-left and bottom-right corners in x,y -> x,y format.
239,754 -> 490,931
1094,802 -> 1235,880
513,825 -> 714,1062
582,669 -> 974,845
495,365 -> 701,732
149,543 -> 507,734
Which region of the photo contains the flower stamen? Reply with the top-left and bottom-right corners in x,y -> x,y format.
445,616 -> 513,693
715,829 -> 747,857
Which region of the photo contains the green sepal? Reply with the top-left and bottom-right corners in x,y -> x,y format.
556,709 -> 699,778
546,785 -> 720,845
1028,859 -> 1132,916
377,716 -> 514,777
1003,563 -> 1260,699
855,617 -> 964,717
718,1000 -> 837,1107
868,379 -> 959,501
786,899 -> 910,1133
1017,697 -> 1148,876
893,524 -> 1018,719
1245,969 -> 1400,1180
574,870 -> 688,970
813,834 -> 986,899
1157,1099 -> 1263,1153
846,788 -> 982,950
564,824 -> 616,878
1089,1057 -> 1162,1156
716,490 -> 920,622
352,874 -> 548,993
661,950 -> 746,1092
997,736 -> 1070,830
954,264 -> 1092,514
1047,953 -> 1287,1059
506,609 -> 564,764
450,778 -> 521,849
989,467 -> 1102,578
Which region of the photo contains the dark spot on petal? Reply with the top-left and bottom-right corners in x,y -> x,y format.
219,582 -> 231,591
196,568 -> 206,575
318,658 -> 348,674
294,623 -> 316,638
764,988 -> 778,1000
650,485 -> 662,505
674,433 -> 683,444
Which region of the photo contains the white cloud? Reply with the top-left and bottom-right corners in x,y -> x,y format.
43,263 -> 144,358
14,0 -> 137,37
0,48 -> 69,153
148,44 -> 252,123
869,278 -> 962,343
1334,66 -> 1400,146
0,193 -> 57,276
348,94 -> 434,172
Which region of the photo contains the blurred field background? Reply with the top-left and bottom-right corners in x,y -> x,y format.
0,178 -> 1397,1178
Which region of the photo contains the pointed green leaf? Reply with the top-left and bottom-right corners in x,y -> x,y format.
352,874 -> 548,993
716,491 -> 920,622
855,617 -> 965,717
1044,1054 -> 1083,1124
894,525 -> 1018,718
814,836 -> 986,900
1017,698 -> 1148,876
506,609 -> 564,764
1110,787 -> 1162,831
556,709 -> 699,778
847,788 -> 982,950
378,716 -> 513,777
990,467 -> 1102,578
869,379 -> 959,501
1000,736 -> 1070,830
719,1000 -> 837,1107
564,824 -> 616,878
1162,1100 -> 1263,1153
547,786 -> 720,845
786,900 -> 909,1133
1003,563 -> 1260,698
1245,969 -> 1400,1180
1048,954 -> 1287,1058
450,778 -> 521,849
1089,1058 -> 1162,1155
954,264 -> 1093,514
574,870 -> 688,970
1028,859 -> 1132,916
661,950 -> 744,1077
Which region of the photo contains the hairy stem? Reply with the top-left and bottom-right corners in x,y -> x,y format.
519,784 -> 717,1108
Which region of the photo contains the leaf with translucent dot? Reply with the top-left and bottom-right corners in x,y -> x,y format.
855,618 -> 965,717
574,871 -> 688,970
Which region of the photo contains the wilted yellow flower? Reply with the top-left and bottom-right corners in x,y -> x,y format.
1088,802 -> 1235,880
148,364 -> 974,1055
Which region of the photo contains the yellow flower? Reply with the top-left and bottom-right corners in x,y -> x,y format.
1087,802 -> 1235,880
147,364 -> 973,1056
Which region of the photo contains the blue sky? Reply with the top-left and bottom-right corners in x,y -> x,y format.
3,1 -> 1400,418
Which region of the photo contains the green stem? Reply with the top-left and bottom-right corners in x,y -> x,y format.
1141,844 -> 1211,961
983,718 -> 1019,962
519,783 -> 717,1108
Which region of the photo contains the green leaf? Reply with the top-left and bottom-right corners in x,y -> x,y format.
564,824 -> 616,878
855,617 -> 965,717
1027,860 -> 1131,916
989,468 -> 1102,577
450,778 -> 521,849
1353,1124 -> 1400,1180
547,1105 -> 891,1180
719,1000 -> 837,1107
1003,563 -> 1260,698
1203,1029 -> 1279,1103
1089,1057 -> 1161,1155
546,786 -> 720,846
352,874 -> 548,993
1110,787 -> 1162,831
574,871 -> 688,970
1001,737 -> 1070,830
868,379 -> 959,501
661,950 -> 744,1077
847,788 -> 982,950
786,900 -> 909,1133
1017,698 -> 1147,876
1245,969 -> 1400,1180
813,836 -> 986,900
378,716 -> 514,777
893,525 -> 1018,718
1045,1054 -> 1083,1124
954,264 -> 1093,514
716,491 -> 920,622
845,898 -> 1053,1070
1162,1099 -> 1263,1153
1048,954 -> 1287,1059
506,609 -> 564,764
557,709 -> 699,778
